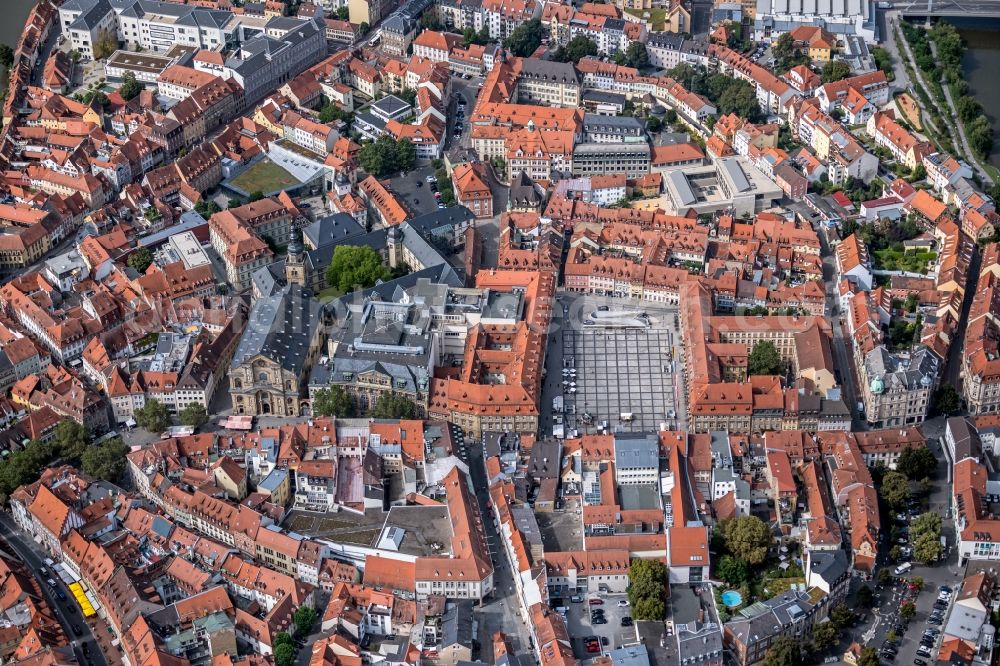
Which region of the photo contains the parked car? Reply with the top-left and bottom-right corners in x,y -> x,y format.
588,599 -> 604,605
914,659 -> 927,666
618,600 -> 629,607
621,617 -> 633,626
570,595 -> 583,603
71,625 -> 82,637
593,617 -> 608,625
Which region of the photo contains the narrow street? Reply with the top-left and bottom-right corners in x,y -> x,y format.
944,245 -> 981,389
816,224 -> 866,430
467,434 -> 534,661
0,513 -> 107,666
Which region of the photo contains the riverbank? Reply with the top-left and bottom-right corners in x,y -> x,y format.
896,17 -> 997,186
948,18 -> 1000,172
0,0 -> 39,94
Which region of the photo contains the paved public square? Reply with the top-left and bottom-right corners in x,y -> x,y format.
558,295 -> 681,434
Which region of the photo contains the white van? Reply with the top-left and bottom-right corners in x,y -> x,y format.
894,562 -> 912,575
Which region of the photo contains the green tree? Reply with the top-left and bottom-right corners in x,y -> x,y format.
820,60 -> 851,83
877,567 -> 892,586
903,292 -> 919,313
911,512 -> 941,538
933,384 -> 961,415
856,585 -> 874,608
890,545 -> 903,562
968,116 -> 994,160
0,44 -> 14,69
325,245 -> 390,293
420,12 -> 442,30
717,554 -> 749,585
900,601 -> 916,621
248,190 -> 265,202
646,116 -> 663,133
714,76 -> 762,122
722,515 -> 771,565
179,403 -> 209,428
748,340 -> 784,376
771,33 -> 795,64
293,606 -> 317,634
552,36 -> 598,64
627,558 -> 666,619
859,647 -> 880,666
462,26 -> 491,46
910,575 -> 924,590
53,420 -> 90,461
665,108 -> 678,124
93,30 -> 118,60
913,524 -> 942,564
623,42 -> 649,69
319,102 -> 353,124
667,62 -> 698,88
81,437 -> 129,482
274,643 -> 296,666
504,19 -> 543,57
896,446 -> 936,481
119,72 -> 144,101
632,595 -> 665,621
763,636 -> 802,666
399,87 -> 418,106
395,138 -> 416,173
957,96 -> 983,124
830,605 -> 854,629
336,7 -> 350,19
359,134 -> 414,177
128,247 -> 153,273
370,392 -> 418,418
812,621 -> 840,651
135,399 -> 171,433
359,21 -> 371,35
312,387 -> 355,417
274,633 -> 294,649
880,471 -> 911,510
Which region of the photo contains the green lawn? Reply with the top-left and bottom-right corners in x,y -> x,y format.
316,285 -> 343,302
229,159 -> 299,195
624,7 -> 666,30
874,249 -> 937,274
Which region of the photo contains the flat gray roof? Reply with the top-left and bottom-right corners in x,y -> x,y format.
668,171 -> 697,206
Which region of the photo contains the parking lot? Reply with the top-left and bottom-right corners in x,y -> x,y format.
558,295 -> 681,434
559,595 -> 638,659
535,509 -> 583,552
385,164 -> 441,218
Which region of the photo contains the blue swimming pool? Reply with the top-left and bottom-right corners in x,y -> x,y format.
721,590 -> 743,607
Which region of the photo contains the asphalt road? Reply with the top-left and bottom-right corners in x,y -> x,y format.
466,426 -> 534,661
813,216 -> 866,430
0,513 -> 106,666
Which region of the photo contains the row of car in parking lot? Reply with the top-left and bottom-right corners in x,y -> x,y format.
879,584 -> 952,666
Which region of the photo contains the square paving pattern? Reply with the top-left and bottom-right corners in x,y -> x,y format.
564,327 -> 677,433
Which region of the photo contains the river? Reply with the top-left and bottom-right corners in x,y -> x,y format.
1,0 -> 39,53
949,17 -> 1000,169
1,0 -> 40,89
